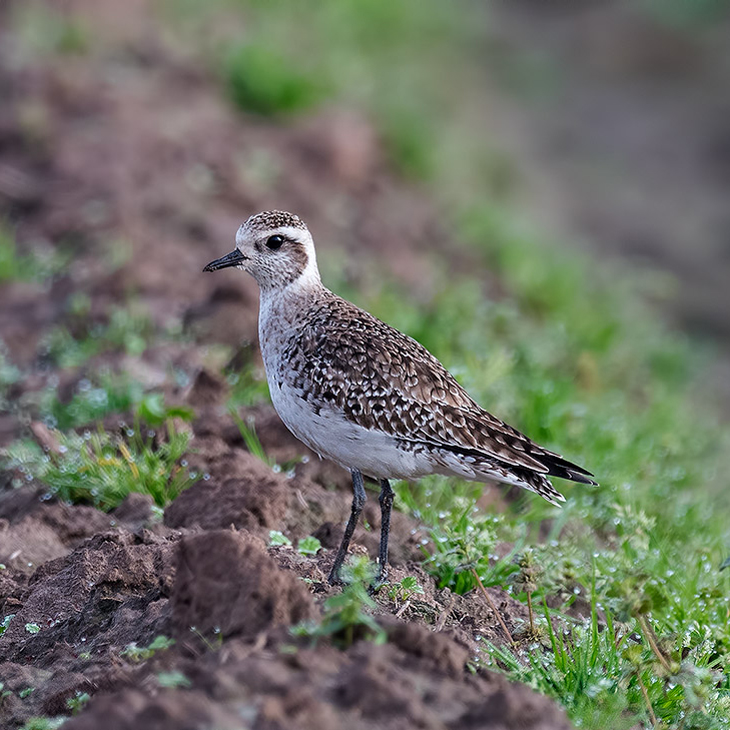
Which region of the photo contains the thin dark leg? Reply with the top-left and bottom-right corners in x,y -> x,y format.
377,478 -> 394,583
328,469 -> 366,584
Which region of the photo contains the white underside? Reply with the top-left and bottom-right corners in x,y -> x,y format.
270,380 -> 432,479
269,379 -> 549,495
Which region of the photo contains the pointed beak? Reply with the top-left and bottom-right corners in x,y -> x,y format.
203,249 -> 247,272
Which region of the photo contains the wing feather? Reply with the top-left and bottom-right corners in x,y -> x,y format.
281,294 -> 596,485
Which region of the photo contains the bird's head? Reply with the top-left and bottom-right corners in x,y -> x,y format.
203,210 -> 320,291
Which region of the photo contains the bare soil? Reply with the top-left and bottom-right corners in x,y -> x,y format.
0,1 -> 572,727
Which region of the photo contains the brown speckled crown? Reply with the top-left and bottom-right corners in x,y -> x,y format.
244,210 -> 308,233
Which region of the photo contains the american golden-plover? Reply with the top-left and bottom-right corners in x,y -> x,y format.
204,211 -> 596,584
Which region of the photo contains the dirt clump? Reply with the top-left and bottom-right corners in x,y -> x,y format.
62,621 -> 571,730
171,529 -> 316,641
165,451 -> 291,534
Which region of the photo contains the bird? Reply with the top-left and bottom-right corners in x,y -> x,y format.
204,210 -> 596,585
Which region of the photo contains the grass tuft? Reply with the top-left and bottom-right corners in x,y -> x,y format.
3,410 -> 196,511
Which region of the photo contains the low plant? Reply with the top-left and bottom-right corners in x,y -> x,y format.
269,530 -> 292,547
3,407 -> 195,511
66,691 -> 91,714
156,670 -> 191,689
19,718 -> 67,730
121,635 -> 175,663
0,224 -> 68,283
36,371 -> 145,430
297,536 -> 322,556
230,410 -> 272,466
387,575 -> 425,605
0,614 -> 15,636
225,361 -> 271,408
292,557 -> 386,648
39,305 -> 153,369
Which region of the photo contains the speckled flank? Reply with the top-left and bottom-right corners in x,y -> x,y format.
221,210 -> 596,507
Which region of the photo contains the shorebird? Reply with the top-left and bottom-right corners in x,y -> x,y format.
204,211 -> 596,584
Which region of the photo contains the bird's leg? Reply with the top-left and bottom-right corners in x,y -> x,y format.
328,469 -> 366,585
376,478 -> 394,584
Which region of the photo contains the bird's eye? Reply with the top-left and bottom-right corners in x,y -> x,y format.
266,235 -> 285,250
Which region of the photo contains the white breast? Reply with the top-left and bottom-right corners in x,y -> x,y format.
268,377 -> 432,480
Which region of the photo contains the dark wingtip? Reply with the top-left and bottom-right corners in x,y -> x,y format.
565,470 -> 599,486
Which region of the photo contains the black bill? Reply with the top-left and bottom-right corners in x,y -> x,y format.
203,249 -> 247,272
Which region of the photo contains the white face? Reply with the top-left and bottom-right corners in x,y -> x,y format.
204,211 -> 319,291
234,223 -> 315,289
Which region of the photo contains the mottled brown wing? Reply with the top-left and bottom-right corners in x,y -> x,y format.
282,295 -> 595,484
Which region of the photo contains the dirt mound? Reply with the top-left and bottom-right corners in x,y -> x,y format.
62,621 -> 571,730
171,530 -> 316,640
0,490 -> 115,573
165,452 -> 291,533
0,530 -> 177,664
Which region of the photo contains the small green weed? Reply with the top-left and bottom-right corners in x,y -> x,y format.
225,361 -> 271,408
156,670 -> 191,689
0,225 -> 68,283
24,622 -> 40,634
387,575 -> 425,605
40,305 -> 153,369
423,504 -> 498,595
230,411 -> 272,465
36,371 -> 145,430
0,614 -> 14,636
19,687 -> 35,699
297,536 -> 322,556
121,635 -> 175,663
66,691 -> 90,715
269,530 -> 292,547
0,682 -> 11,701
19,718 -> 67,730
292,557 -> 386,648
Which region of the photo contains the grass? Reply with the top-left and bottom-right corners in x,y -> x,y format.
39,305 -> 153,369
292,557 -> 387,648
36,371 -> 146,431
0,224 -> 69,283
2,401 -> 196,511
